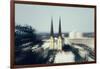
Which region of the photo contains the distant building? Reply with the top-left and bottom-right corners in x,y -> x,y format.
76,32 -> 83,38
69,31 -> 83,38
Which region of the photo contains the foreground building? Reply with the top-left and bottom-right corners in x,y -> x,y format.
49,17 -> 63,50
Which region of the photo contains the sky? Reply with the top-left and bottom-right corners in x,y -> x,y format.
15,3 -> 94,33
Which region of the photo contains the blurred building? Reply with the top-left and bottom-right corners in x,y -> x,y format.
69,31 -> 83,38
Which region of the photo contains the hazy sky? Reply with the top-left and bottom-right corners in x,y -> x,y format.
15,4 -> 94,33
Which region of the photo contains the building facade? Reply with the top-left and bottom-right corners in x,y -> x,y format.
49,17 -> 63,51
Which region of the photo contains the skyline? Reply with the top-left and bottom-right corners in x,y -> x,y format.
15,4 -> 94,33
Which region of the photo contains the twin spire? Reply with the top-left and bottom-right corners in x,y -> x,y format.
50,17 -> 63,50
50,17 -> 62,38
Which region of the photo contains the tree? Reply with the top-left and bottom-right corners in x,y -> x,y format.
15,25 -> 43,64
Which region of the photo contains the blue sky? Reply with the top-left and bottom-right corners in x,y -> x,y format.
15,4 -> 94,33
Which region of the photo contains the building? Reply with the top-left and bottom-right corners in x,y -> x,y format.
49,17 -> 63,50
57,17 -> 63,50
49,18 -> 54,50
69,31 -> 83,38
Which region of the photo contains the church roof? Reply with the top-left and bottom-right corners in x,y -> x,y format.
58,17 -> 62,38
50,17 -> 54,37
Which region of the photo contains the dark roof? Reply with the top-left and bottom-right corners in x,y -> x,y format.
50,17 -> 54,37
58,17 -> 62,38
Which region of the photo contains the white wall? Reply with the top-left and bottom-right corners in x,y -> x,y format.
0,0 -> 100,69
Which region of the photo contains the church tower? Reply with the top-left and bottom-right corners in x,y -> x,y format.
49,18 -> 54,50
57,17 -> 63,50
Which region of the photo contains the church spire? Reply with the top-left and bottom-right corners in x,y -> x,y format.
57,17 -> 63,51
50,17 -> 54,50
50,17 -> 54,37
58,17 -> 62,38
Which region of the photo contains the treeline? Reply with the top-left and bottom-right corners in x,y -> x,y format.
15,25 -> 43,64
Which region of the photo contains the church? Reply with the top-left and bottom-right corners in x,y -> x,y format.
49,17 -> 64,51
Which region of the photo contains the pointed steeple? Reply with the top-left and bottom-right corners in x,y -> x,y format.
50,17 -> 54,50
50,17 -> 54,37
58,17 -> 62,38
57,17 -> 63,51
